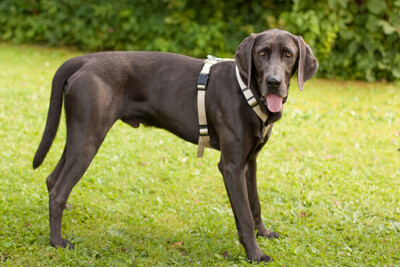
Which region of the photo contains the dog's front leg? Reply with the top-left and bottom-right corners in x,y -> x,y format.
246,156 -> 280,239
218,157 -> 272,263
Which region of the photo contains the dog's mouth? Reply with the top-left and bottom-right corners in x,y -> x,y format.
261,94 -> 286,113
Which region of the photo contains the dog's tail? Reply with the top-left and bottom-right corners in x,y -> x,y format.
33,57 -> 84,169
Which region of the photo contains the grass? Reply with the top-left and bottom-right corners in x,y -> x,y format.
0,43 -> 399,266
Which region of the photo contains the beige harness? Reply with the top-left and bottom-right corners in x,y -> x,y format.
196,56 -> 270,158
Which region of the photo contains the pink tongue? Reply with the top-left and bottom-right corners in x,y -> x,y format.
266,94 -> 283,113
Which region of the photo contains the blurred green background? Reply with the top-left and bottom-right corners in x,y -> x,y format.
1,0 -> 399,82
1,1 -> 400,265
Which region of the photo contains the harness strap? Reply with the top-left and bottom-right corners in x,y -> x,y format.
196,56 -> 234,158
196,57 -> 271,158
196,57 -> 218,157
235,65 -> 271,138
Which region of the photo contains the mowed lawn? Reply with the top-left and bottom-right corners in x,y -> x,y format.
0,43 -> 399,266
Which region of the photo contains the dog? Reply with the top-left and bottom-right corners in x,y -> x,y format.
33,29 -> 318,263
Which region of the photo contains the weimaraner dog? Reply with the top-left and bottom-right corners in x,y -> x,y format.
33,29 -> 318,263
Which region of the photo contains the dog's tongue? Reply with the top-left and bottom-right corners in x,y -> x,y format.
266,94 -> 283,113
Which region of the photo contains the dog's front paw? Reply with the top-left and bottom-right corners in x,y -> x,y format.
257,229 -> 280,239
247,252 -> 273,264
50,238 -> 75,249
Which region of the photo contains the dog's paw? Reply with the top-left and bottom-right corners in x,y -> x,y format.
248,253 -> 273,264
259,254 -> 273,263
257,229 -> 280,239
50,238 -> 75,249
246,246 -> 273,264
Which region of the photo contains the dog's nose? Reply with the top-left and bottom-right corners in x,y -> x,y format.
266,77 -> 281,89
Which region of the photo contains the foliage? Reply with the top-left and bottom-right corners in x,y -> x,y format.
1,43 -> 400,266
275,0 -> 400,81
0,0 -> 399,81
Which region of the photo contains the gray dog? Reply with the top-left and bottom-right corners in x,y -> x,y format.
33,29 -> 318,263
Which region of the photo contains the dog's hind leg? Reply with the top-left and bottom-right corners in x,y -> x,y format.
46,148 -> 66,192
48,78 -> 119,248
48,119 -> 114,248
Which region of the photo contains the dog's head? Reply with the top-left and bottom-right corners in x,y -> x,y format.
234,29 -> 318,113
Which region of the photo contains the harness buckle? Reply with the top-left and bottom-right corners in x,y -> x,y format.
199,124 -> 209,136
197,74 -> 209,90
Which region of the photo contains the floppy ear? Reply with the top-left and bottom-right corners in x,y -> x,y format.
234,33 -> 257,88
296,36 -> 318,91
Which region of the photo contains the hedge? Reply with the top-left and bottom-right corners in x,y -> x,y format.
1,0 -> 399,81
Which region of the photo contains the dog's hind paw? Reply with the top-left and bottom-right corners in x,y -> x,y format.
257,229 -> 280,239
50,238 -> 75,249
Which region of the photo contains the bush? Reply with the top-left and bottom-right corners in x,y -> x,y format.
0,0 -> 399,81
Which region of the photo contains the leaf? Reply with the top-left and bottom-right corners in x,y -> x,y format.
366,0 -> 387,15
380,20 -> 396,35
392,67 -> 400,79
348,40 -> 358,55
171,241 -> 183,247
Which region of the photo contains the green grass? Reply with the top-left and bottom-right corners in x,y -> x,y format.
0,43 -> 399,266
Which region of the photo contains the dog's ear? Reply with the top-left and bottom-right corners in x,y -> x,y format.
234,33 -> 257,88
296,36 -> 318,91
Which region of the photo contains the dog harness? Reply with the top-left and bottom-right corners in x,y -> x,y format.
196,56 -> 270,158
196,56 -> 232,157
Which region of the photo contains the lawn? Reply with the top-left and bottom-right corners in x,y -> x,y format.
0,43 -> 399,266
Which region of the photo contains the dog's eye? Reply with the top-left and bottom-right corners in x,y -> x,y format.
286,52 -> 292,58
259,51 -> 265,56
